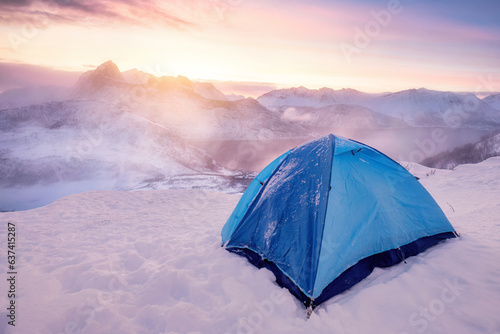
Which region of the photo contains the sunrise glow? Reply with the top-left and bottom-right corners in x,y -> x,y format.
1,0 -> 499,95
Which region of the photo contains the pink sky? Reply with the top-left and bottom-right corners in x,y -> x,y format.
0,0 -> 499,95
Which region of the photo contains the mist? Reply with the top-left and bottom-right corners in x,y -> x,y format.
1,60 -> 499,211
0,62 -> 82,93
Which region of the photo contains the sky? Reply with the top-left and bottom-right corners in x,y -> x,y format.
0,0 -> 499,96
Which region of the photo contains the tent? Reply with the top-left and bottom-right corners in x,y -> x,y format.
221,134 -> 457,311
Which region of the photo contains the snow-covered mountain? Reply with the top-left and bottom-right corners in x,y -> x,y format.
2,60 -> 500,210
421,130 -> 500,169
122,68 -> 228,101
70,60 -> 139,101
226,93 -> 247,101
69,61 -> 309,141
126,95 -> 311,141
122,68 -> 155,85
258,87 -> 500,128
0,98 -> 254,211
483,93 -> 500,111
192,82 -> 228,101
0,61 -> 309,210
277,104 -> 407,129
257,86 -> 377,107
372,89 -> 500,127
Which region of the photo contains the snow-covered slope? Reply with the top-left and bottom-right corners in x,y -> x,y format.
258,87 -> 500,128
0,99 -> 248,211
420,131 -> 500,169
0,61 -> 311,209
278,104 -> 407,129
226,93 -> 247,101
483,93 -> 500,111
257,87 -> 377,108
71,60 -> 131,100
372,89 -> 500,127
2,60 -> 498,211
122,68 -> 155,85
192,82 -> 228,101
70,61 -> 309,141
180,98 -> 311,141
122,69 -> 228,101
0,158 -> 499,334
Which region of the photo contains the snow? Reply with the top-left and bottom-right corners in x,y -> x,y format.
278,104 -> 406,128
0,100 -> 246,211
226,94 -> 247,101
1,157 -> 499,334
5,61 -> 497,212
192,82 -> 228,101
258,87 -> 500,128
483,94 -> 500,111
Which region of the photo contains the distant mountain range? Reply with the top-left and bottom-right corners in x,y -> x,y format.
258,86 -> 500,128
421,130 -> 500,170
483,93 -> 500,111
1,60 -> 500,210
68,61 -> 312,141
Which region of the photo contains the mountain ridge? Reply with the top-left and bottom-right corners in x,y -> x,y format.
2,60 -> 500,210
258,86 -> 500,128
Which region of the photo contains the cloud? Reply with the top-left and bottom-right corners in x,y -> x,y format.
0,0 -> 208,30
281,107 -> 312,123
0,0 -> 32,6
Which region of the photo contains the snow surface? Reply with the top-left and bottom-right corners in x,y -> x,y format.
1,158 -> 499,334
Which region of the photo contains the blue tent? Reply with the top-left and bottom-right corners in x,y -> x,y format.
221,134 -> 457,310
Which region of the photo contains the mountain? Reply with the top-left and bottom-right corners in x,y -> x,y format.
0,61 -> 310,210
0,98 -> 253,211
122,69 -> 228,101
257,86 -> 376,108
258,87 -> 500,128
483,93 -> 500,111
420,130 -> 500,169
3,60 -> 499,210
69,61 -> 310,141
277,104 -> 407,129
122,68 -> 155,85
127,95 -> 311,141
226,93 -> 246,101
0,86 -> 69,110
71,60 -> 129,99
371,89 -> 500,127
192,82 -> 228,101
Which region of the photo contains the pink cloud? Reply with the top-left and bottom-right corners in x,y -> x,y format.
0,0 -> 198,29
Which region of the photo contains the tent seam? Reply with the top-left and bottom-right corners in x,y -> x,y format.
310,134 -> 336,298
225,150 -> 292,245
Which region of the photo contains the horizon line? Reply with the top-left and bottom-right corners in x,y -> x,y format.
0,60 -> 499,98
